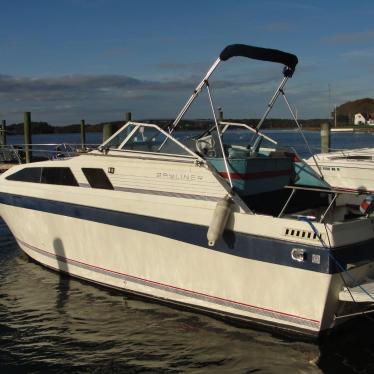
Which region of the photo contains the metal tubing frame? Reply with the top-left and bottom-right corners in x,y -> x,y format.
100,121 -> 131,149
334,308 -> 374,320
278,188 -> 296,217
206,82 -> 233,188
219,121 -> 278,145
102,121 -> 203,159
204,161 -> 252,214
284,185 -> 359,195
170,58 -> 221,134
281,91 -> 325,179
319,193 -> 338,223
255,76 -> 289,132
279,186 -> 339,223
118,124 -> 141,149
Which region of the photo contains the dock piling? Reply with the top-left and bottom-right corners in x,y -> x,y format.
218,108 -> 224,131
24,112 -> 32,163
218,108 -> 223,122
80,119 -> 86,149
103,123 -> 115,143
320,122 -> 331,153
124,112 -> 132,138
0,120 -> 6,145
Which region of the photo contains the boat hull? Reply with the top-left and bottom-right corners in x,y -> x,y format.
0,197 -> 346,337
306,151 -> 374,194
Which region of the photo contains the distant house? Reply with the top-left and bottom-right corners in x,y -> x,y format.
354,113 -> 367,125
368,113 -> 374,125
354,113 -> 374,125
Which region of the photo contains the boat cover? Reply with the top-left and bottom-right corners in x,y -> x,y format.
219,44 -> 298,76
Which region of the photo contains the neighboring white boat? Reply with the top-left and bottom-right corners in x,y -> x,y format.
1,44 -> 374,338
306,148 -> 374,194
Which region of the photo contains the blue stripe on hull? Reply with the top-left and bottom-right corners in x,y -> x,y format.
0,192 -> 372,274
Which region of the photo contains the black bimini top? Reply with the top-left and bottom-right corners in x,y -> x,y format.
220,44 -> 298,77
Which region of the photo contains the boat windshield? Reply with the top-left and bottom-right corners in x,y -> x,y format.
100,122 -> 196,157
100,121 -> 286,162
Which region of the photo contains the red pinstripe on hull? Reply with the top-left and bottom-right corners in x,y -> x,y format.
16,237 -> 320,327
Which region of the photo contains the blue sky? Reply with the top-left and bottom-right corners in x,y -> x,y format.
1,0 -> 374,125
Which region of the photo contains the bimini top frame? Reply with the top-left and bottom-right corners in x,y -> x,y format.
169,44 -> 298,134
162,43 -> 298,187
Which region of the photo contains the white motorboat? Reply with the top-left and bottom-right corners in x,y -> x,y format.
306,148 -> 374,194
1,44 -> 374,338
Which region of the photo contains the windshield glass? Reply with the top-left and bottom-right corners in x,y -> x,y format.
103,124 -> 136,149
101,123 -> 193,156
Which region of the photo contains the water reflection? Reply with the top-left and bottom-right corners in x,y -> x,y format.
0,219 -> 373,373
53,238 -> 70,311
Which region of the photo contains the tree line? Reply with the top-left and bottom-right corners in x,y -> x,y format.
4,118 -> 331,135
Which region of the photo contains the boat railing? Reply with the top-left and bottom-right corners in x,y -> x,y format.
219,121 -> 278,145
0,145 -> 22,164
0,143 -> 100,163
312,146 -> 374,160
216,122 -> 307,161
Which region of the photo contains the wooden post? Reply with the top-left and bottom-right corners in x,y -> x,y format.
103,123 -> 115,143
0,120 -> 6,145
321,122 -> 330,153
124,112 -> 132,138
218,108 -> 223,122
24,112 -> 32,163
80,119 -> 86,149
218,108 -> 223,132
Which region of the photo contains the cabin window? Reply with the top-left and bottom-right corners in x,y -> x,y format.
6,167 -> 42,183
41,167 -> 79,186
6,167 -> 78,186
82,168 -> 114,190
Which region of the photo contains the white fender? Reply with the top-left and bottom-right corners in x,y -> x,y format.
207,195 -> 232,246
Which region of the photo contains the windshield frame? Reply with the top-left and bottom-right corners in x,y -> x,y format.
99,121 -> 201,159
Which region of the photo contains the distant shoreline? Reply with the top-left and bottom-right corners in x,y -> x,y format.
3,118 -> 366,135
5,118 -> 374,136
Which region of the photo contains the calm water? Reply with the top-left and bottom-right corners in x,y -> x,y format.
1,131 -> 374,373
7,127 -> 374,154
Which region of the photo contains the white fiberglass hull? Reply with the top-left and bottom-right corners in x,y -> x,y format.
306,149 -> 374,194
0,197 -> 350,337
2,154 -> 374,337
